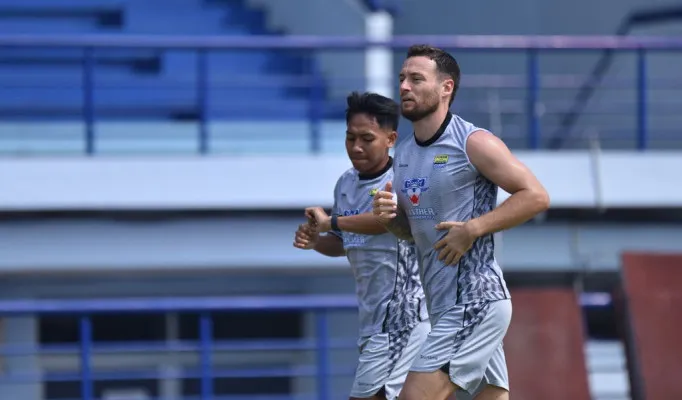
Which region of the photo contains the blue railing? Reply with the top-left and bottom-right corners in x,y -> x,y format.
1,34 -> 682,153
0,295 -> 359,400
0,293 -> 610,400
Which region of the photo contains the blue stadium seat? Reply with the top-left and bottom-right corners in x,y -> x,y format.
0,0 -> 321,121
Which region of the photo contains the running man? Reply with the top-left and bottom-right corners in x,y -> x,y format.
293,91 -> 430,400
372,45 -> 550,400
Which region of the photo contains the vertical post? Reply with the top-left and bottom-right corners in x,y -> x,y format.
526,49 -> 540,149
162,313 -> 180,400
309,61 -> 323,154
82,48 -> 95,155
315,310 -> 329,400
199,312 -> 213,400
197,50 -> 209,154
636,49 -> 648,151
364,10 -> 394,98
79,315 -> 93,400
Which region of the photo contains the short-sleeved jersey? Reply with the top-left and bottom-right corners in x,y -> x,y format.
393,113 -> 510,316
329,158 -> 427,337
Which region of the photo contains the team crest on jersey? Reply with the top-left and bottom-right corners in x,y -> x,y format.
402,178 -> 429,207
433,154 -> 448,168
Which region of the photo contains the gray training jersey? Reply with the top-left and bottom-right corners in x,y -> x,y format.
330,158 -> 427,337
393,113 -> 510,316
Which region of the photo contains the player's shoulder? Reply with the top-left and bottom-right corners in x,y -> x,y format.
445,113 -> 494,147
447,113 -> 479,136
450,113 -> 475,126
335,167 -> 358,187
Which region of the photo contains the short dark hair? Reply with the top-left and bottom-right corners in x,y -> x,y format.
345,91 -> 400,131
406,44 -> 461,106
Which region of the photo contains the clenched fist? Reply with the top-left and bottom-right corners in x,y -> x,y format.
372,181 -> 398,224
293,223 -> 319,250
305,207 -> 332,233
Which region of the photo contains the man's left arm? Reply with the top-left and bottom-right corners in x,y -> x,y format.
335,213 -> 388,235
463,130 -> 550,238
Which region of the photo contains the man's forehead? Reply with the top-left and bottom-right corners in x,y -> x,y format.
347,113 -> 380,130
401,56 -> 436,73
346,114 -> 392,135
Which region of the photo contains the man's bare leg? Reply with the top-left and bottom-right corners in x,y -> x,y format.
473,385 -> 508,400
399,370 -> 456,400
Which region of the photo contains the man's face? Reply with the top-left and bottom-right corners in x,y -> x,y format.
399,56 -> 451,121
345,113 -> 396,174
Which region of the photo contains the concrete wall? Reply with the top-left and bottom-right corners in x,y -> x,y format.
1,217 -> 682,273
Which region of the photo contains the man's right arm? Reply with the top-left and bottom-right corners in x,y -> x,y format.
372,181 -> 414,241
383,206 -> 414,241
313,234 -> 346,257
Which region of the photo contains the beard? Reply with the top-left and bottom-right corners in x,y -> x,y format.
401,97 -> 440,122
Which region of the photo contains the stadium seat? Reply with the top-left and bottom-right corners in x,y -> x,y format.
0,0 -> 321,120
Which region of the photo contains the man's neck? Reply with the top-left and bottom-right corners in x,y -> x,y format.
413,106 -> 450,143
373,154 -> 391,173
358,154 -> 392,179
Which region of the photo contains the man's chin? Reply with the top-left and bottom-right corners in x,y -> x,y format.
402,111 -> 424,122
351,159 -> 367,169
353,161 -> 380,175
402,105 -> 437,122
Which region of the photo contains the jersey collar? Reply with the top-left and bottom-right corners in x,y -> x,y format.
414,112 -> 453,147
358,157 -> 393,181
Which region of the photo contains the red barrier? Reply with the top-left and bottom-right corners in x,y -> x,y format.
621,252 -> 682,400
504,288 -> 591,400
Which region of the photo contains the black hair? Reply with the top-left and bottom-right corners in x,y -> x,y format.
406,44 -> 461,106
345,91 -> 400,131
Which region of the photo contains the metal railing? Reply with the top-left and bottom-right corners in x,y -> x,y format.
1,34 -> 681,154
0,293 -> 611,400
0,295 -> 360,400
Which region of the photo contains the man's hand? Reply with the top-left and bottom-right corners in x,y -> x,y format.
372,182 -> 398,224
305,207 -> 332,233
293,223 -> 319,250
434,221 -> 478,265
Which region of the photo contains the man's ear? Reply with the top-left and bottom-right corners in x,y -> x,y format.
387,130 -> 398,148
442,78 -> 454,103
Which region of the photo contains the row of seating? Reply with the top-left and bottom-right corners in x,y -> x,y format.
0,0 -> 321,120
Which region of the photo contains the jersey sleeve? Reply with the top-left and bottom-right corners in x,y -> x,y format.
327,175 -> 343,239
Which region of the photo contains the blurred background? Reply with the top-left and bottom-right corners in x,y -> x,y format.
0,0 -> 681,399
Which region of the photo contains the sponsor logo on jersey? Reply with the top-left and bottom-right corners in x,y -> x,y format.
343,232 -> 367,247
369,188 -> 378,197
407,207 -> 436,219
433,154 -> 448,168
342,209 -> 360,216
